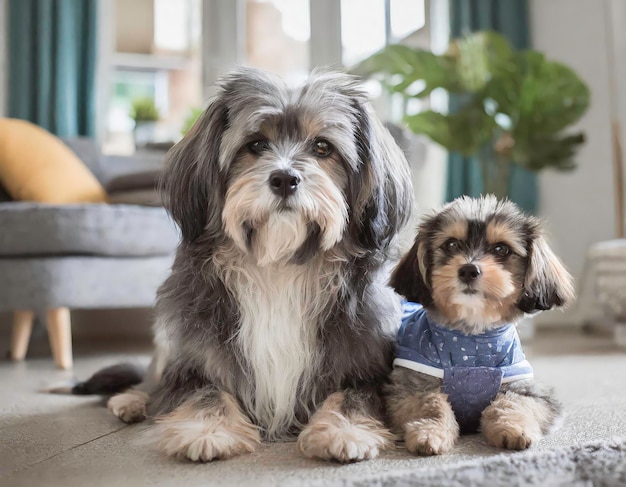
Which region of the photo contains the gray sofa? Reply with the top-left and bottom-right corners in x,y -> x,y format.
0,138 -> 179,369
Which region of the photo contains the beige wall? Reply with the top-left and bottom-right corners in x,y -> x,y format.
530,0 -> 620,326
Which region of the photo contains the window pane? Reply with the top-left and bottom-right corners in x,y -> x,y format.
341,0 -> 386,67
105,0 -> 203,154
390,0 -> 425,41
154,0 -> 202,52
246,0 -> 311,87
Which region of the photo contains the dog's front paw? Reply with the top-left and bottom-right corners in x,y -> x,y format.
151,419 -> 260,462
107,390 -> 148,423
481,395 -> 547,450
404,419 -> 457,455
298,413 -> 394,463
148,393 -> 261,462
483,420 -> 541,450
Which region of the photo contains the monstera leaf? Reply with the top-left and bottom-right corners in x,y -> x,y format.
356,30 -> 590,175
405,104 -> 496,157
354,45 -> 461,97
514,133 -> 585,172
449,31 -> 518,94
514,51 -> 590,138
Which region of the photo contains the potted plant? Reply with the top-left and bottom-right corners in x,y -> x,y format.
130,97 -> 160,149
355,31 -> 590,201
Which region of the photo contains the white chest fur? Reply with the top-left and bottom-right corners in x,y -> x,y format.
231,261 -> 327,438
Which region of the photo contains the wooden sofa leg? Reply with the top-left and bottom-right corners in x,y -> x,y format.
46,308 -> 73,370
11,310 -> 35,361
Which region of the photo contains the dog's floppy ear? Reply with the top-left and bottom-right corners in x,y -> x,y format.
159,97 -> 228,242
350,102 -> 414,251
518,230 -> 575,313
390,235 -> 433,306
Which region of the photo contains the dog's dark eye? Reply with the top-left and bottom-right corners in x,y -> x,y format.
313,139 -> 332,157
444,239 -> 460,253
493,243 -> 511,257
247,139 -> 270,155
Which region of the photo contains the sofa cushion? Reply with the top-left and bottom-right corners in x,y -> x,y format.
107,189 -> 162,206
0,119 -> 108,203
0,203 -> 179,257
105,169 -> 161,193
105,169 -> 162,207
61,137 -> 105,181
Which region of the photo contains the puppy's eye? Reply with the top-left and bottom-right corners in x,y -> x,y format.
313,138 -> 333,157
493,243 -> 511,257
443,239 -> 460,253
247,139 -> 270,155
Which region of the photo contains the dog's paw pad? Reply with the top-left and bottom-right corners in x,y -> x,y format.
404,420 -> 456,456
298,415 -> 394,463
107,391 -> 148,424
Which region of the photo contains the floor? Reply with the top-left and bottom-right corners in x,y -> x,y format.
1,329 -> 625,487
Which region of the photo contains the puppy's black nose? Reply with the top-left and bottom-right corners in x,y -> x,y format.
458,264 -> 481,284
269,170 -> 300,198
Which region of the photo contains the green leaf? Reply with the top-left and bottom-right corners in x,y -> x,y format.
515,51 -> 590,136
354,45 -> 461,97
514,132 -> 585,171
354,29 -> 590,174
449,31 -> 517,93
404,107 -> 495,156
130,97 -> 159,122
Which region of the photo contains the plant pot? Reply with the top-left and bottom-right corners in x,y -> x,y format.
133,121 -> 157,149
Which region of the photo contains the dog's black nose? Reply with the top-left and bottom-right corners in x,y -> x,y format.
269,170 -> 300,198
458,264 -> 481,284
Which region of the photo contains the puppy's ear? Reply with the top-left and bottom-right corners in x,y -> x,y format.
390,235 -> 433,306
350,102 -> 414,251
518,232 -> 575,313
159,97 -> 228,242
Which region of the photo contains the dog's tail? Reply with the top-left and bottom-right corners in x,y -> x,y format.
43,363 -> 145,395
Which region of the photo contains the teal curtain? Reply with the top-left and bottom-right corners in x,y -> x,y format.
446,0 -> 537,213
8,0 -> 97,137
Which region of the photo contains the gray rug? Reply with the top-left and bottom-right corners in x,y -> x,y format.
2,341 -> 626,487
340,439 -> 626,487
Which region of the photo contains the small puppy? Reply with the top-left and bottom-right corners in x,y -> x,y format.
101,67 -> 414,463
386,196 -> 574,455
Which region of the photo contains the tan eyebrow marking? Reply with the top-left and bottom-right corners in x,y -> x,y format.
486,221 -> 527,256
433,220 -> 467,249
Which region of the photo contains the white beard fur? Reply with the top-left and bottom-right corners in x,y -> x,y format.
218,215 -> 339,439
253,212 -> 308,267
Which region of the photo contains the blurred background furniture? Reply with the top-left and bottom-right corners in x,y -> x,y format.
0,137 -> 178,369
583,240 -> 626,347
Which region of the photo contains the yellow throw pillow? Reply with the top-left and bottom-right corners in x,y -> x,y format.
0,118 -> 108,203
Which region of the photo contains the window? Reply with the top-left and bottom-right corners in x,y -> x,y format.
340,0 -> 387,68
100,0 -> 432,153
246,0 -> 311,86
104,0 -> 202,154
341,0 -> 428,121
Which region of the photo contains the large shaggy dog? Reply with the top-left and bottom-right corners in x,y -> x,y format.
104,68 -> 413,462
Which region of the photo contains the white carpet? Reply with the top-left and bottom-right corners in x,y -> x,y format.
1,332 -> 625,487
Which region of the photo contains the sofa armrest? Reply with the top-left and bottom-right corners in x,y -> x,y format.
103,167 -> 163,207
